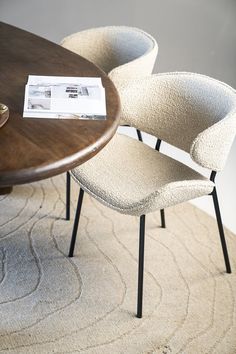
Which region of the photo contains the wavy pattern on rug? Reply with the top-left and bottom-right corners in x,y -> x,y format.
0,175 -> 236,354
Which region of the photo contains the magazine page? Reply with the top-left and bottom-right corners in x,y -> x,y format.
23,75 -> 106,120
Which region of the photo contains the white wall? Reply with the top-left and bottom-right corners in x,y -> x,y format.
1,0 -> 236,233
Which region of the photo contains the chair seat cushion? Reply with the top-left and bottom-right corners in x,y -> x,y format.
71,134 -> 215,216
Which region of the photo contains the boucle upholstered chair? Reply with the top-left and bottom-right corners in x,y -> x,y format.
61,26 -> 159,220
68,72 -> 236,318
61,26 -> 158,87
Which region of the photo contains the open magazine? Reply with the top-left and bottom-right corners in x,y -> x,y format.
23,75 -> 106,120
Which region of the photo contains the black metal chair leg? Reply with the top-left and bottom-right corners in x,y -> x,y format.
136,129 -> 143,142
66,171 -> 71,220
155,138 -> 162,151
212,188 -> 231,273
160,209 -> 166,228
69,188 -> 84,257
137,214 -> 146,318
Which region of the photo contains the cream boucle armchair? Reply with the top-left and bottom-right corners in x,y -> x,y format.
61,26 -> 158,87
69,72 -> 236,318
61,26 -> 159,220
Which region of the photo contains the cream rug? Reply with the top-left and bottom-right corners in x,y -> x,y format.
0,175 -> 236,354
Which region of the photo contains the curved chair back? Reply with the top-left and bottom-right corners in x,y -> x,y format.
61,26 -> 158,87
119,72 -> 236,171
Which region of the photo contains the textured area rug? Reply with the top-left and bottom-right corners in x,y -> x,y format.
0,175 -> 236,354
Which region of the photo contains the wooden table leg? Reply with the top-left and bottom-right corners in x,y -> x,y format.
0,186 -> 13,195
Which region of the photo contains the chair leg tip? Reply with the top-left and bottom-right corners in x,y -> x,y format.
136,313 -> 142,319
226,262 -> 231,274
68,252 -> 74,258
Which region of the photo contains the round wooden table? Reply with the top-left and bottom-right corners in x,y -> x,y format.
0,22 -> 120,194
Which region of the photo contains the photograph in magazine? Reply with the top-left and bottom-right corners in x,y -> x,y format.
23,76 -> 106,119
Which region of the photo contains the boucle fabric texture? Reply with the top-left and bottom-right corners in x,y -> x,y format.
70,72 -> 236,216
1,177 -> 236,354
71,134 -> 214,216
60,26 -> 158,87
118,72 -> 236,171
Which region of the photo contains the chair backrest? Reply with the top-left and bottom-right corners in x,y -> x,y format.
61,26 -> 158,87
119,72 -> 236,171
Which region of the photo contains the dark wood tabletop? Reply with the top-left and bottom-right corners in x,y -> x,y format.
0,22 -> 120,190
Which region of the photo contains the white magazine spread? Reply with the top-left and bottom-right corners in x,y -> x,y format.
23,75 -> 106,120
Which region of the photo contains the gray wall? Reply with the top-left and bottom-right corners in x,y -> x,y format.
1,0 -> 236,232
